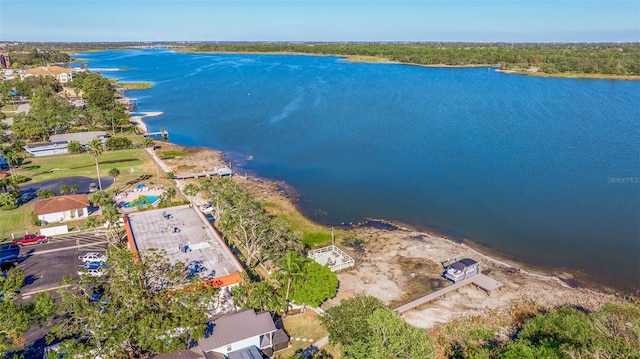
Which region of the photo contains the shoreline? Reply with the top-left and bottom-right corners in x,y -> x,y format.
151,142 -> 619,328
150,140 -> 627,295
179,49 -> 640,81
129,111 -> 163,133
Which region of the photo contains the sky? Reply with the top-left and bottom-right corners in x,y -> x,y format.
0,0 -> 638,43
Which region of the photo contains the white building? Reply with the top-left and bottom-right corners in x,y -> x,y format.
34,194 -> 90,223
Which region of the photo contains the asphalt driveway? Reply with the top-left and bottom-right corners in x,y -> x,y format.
19,176 -> 115,202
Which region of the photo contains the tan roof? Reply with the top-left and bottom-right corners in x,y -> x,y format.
34,194 -> 90,215
23,65 -> 72,76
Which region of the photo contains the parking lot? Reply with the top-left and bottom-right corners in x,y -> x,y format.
13,231 -> 109,298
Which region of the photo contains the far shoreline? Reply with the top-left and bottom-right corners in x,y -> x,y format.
178,49 -> 640,81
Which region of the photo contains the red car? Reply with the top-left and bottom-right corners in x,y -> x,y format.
12,233 -> 48,247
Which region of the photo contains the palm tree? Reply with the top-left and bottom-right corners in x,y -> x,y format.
59,185 -> 70,195
87,139 -> 104,191
70,184 -> 79,194
109,168 -> 120,186
182,183 -> 199,204
280,252 -> 306,307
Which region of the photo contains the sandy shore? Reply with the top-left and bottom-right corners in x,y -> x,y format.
152,143 -> 618,329
129,111 -> 163,133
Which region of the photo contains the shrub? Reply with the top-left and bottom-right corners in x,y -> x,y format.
105,136 -> 133,150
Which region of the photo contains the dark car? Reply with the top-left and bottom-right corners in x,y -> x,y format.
12,233 -> 48,247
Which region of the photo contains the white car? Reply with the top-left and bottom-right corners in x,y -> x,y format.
79,252 -> 107,263
78,268 -> 104,277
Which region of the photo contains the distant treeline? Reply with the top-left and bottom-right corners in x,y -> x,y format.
6,47 -> 70,67
191,42 -> 640,76
4,42 -> 640,76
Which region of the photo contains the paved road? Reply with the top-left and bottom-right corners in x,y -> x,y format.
19,176 -> 114,200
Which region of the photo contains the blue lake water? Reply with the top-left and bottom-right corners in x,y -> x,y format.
75,49 -> 640,292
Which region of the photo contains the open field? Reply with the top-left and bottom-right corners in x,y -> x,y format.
0,147 -> 172,240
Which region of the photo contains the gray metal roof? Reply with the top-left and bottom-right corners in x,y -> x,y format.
50,131 -> 107,145
450,258 -> 478,271
153,349 -> 204,359
198,310 -> 276,352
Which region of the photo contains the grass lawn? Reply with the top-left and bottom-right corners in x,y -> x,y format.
0,147 -> 170,240
17,149 -> 152,185
0,205 -> 37,242
276,311 -> 340,358
262,201 -> 346,248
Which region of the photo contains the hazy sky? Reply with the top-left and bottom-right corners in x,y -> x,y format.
1,0 -> 638,42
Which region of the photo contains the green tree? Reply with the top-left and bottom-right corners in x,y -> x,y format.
87,138 -> 103,191
102,203 -> 122,242
0,192 -> 16,207
67,140 -> 82,154
231,274 -> 287,314
108,168 -> 120,186
320,295 -> 386,347
89,190 -> 112,208
182,183 -> 199,203
59,184 -> 70,195
52,246 -> 219,358
279,252 -> 305,306
70,184 -> 79,194
289,259 -> 338,309
37,189 -> 56,198
341,308 -> 436,359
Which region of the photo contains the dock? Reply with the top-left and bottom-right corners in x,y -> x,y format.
172,167 -> 233,180
143,130 -> 169,140
394,273 -> 502,314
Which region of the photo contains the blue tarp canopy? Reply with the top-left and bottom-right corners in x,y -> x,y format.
136,183 -> 146,189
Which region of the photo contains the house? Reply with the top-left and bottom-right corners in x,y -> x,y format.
50,131 -> 108,146
24,141 -> 69,157
34,194 -> 91,223
154,310 -> 290,359
20,65 -> 73,83
444,258 -> 481,283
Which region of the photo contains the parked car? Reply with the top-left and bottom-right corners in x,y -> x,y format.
82,261 -> 107,270
78,268 -> 105,277
89,183 -> 98,192
18,192 -> 37,204
79,252 -> 107,263
12,233 -> 48,247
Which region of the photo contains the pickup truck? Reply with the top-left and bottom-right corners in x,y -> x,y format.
12,233 -> 48,247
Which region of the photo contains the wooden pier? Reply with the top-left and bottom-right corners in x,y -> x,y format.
143,130 -> 169,140
394,273 -> 502,314
172,167 -> 233,180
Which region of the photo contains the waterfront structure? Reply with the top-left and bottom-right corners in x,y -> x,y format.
24,141 -> 69,157
444,257 -> 481,282
308,245 -> 355,272
124,204 -> 245,289
34,194 -> 90,223
20,65 -> 73,83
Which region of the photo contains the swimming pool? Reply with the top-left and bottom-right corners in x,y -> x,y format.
121,195 -> 159,208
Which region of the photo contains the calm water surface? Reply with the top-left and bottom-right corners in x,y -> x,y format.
76,50 -> 640,292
